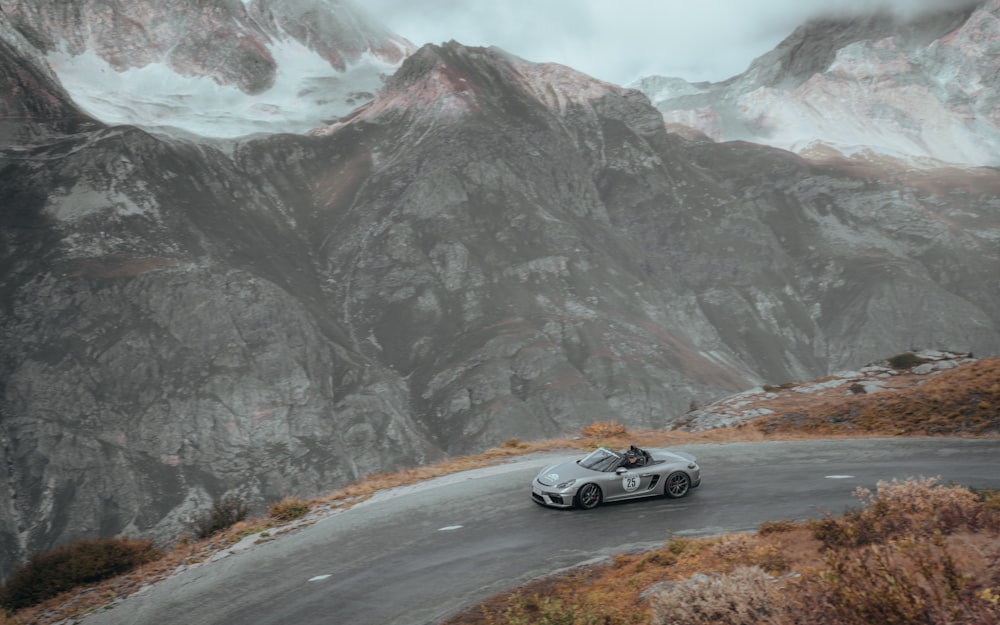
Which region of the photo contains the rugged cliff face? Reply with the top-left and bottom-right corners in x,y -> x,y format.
1,2 -> 999,579
636,0 -> 1000,166
0,126 -> 446,578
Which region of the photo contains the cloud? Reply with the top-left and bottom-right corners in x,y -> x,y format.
360,0 -> 976,84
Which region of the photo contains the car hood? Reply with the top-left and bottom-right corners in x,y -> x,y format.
535,461 -> 601,486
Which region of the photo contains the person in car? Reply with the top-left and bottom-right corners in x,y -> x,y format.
621,445 -> 646,468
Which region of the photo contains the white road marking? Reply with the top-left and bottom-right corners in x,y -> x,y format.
438,525 -> 464,531
309,574 -> 332,582
825,475 -> 855,479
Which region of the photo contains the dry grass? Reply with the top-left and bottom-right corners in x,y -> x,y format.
756,357 -> 1000,436
3,357 -> 998,624
444,479 -> 1000,625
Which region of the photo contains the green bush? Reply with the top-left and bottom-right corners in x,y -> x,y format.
193,494 -> 249,539
888,352 -> 928,370
758,519 -> 797,535
268,497 -> 310,522
0,537 -> 161,611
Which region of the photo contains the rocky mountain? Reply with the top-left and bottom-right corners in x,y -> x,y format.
1,1 -> 999,579
634,0 -> 1000,166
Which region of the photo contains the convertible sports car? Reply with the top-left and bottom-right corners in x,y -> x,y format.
531,445 -> 700,509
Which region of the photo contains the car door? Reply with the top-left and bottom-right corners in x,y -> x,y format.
603,467 -> 648,501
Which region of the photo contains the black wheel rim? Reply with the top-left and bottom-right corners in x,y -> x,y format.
579,484 -> 600,508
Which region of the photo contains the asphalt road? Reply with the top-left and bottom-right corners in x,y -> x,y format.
81,438 -> 1000,625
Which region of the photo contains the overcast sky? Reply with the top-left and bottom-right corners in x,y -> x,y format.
362,0 -> 973,85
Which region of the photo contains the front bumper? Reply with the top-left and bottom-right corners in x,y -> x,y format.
531,479 -> 575,508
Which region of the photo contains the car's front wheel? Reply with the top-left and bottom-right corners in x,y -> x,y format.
665,472 -> 691,498
575,483 -> 602,509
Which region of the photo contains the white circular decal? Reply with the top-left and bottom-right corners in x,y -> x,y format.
546,473 -> 560,482
622,472 -> 640,492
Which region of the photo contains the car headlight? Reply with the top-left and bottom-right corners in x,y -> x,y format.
556,479 -> 576,489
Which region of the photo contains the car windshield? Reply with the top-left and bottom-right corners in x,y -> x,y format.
579,448 -> 621,472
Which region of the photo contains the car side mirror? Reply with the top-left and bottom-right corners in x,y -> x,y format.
615,467 -> 627,474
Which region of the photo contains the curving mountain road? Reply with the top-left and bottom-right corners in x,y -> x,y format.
81,438 -> 1000,625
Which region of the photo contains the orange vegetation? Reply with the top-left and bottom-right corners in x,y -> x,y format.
443,478 -> 1000,625
756,357 -> 1000,436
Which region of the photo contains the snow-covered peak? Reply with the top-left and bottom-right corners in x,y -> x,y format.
2,0 -> 413,138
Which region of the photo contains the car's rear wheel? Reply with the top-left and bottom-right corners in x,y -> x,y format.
575,483 -> 602,509
665,472 -> 691,498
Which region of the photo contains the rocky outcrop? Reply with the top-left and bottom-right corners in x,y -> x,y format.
0,11 -> 98,143
634,0 -> 1000,166
1,5 -> 999,580
675,351 -> 978,431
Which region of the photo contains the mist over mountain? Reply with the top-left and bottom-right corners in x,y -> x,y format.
634,0 -> 1000,166
1,0 -> 998,578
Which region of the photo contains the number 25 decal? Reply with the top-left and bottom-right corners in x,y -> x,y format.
622,473 -> 639,492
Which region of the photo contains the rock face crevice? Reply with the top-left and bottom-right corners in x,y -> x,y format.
2,4 -> 999,579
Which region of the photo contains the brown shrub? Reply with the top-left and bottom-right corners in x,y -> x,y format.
581,420 -> 627,439
192,494 -> 249,539
811,477 -> 999,549
650,566 -> 784,625
792,537 -> 1000,625
0,537 -> 161,611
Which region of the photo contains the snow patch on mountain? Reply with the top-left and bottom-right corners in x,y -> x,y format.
46,40 -> 398,138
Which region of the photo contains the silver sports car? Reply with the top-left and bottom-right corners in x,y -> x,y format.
531,445 -> 700,509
